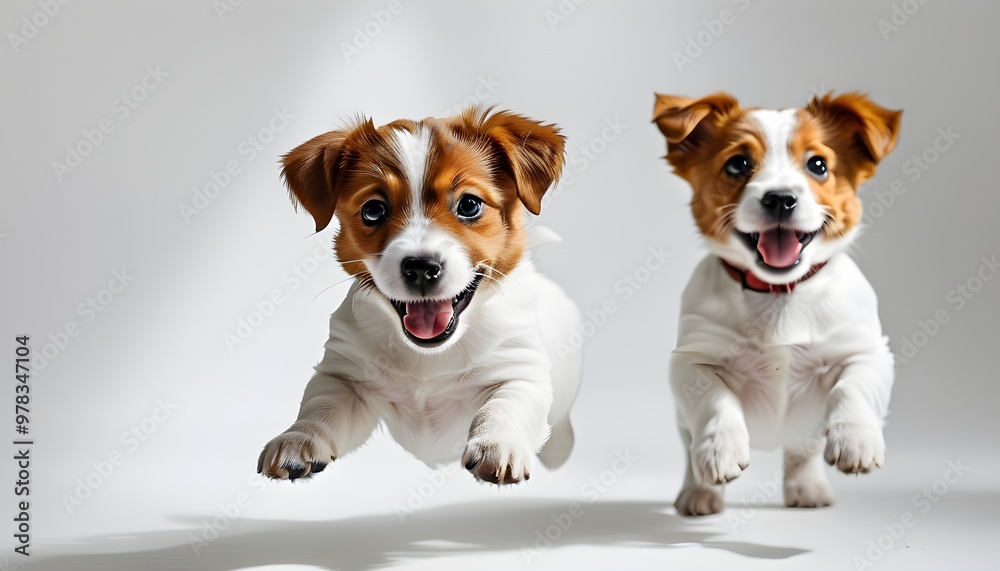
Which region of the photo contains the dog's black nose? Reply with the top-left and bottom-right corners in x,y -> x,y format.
761,191 -> 797,220
401,257 -> 443,290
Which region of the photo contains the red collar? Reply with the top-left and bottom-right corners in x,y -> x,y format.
721,258 -> 826,294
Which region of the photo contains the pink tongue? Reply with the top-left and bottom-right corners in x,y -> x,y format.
403,299 -> 454,339
757,228 -> 803,268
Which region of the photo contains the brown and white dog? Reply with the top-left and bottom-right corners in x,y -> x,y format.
257,108 -> 582,485
653,92 -> 901,515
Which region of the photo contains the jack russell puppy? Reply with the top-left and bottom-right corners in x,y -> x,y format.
257,107 -> 582,485
653,92 -> 901,515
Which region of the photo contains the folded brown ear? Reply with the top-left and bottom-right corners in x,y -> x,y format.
806,93 -> 902,164
653,92 -> 740,144
469,109 -> 565,215
281,129 -> 350,232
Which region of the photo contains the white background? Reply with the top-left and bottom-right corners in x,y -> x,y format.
1,1 -> 998,570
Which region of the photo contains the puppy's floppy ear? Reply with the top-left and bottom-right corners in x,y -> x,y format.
652,92 -> 740,144
468,108 -> 565,215
805,92 -> 902,165
281,128 -> 351,232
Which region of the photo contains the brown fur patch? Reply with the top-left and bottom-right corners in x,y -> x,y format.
653,92 -> 901,240
653,93 -> 765,239
799,93 -> 902,236
789,111 -> 860,237
280,108 -> 564,287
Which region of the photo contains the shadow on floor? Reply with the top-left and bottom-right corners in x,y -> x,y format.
25,499 -> 808,570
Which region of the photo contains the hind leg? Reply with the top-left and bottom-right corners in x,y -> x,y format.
784,439 -> 834,508
538,416 -> 574,469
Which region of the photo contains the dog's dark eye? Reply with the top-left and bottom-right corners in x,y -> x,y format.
456,194 -> 484,220
806,156 -> 828,180
361,200 -> 389,226
724,155 -> 753,179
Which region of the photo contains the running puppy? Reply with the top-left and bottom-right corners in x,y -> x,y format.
653,92 -> 901,514
258,108 -> 581,485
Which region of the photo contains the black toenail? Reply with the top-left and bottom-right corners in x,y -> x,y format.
310,462 -> 327,473
286,464 -> 307,480
465,459 -> 478,470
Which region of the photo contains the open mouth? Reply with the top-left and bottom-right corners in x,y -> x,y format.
390,275 -> 484,347
737,227 -> 818,272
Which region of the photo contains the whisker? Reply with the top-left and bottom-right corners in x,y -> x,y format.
350,275 -> 380,315
313,274 -> 359,300
334,257 -> 379,266
474,272 -> 509,295
471,264 -> 512,297
472,263 -> 514,297
813,205 -> 839,238
475,260 -> 521,287
710,208 -> 737,237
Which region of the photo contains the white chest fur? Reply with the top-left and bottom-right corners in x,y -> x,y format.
673,253 -> 893,449
314,260 -> 582,465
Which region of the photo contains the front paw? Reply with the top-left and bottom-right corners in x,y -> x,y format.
824,423 -> 885,474
257,431 -> 334,481
692,425 -> 750,485
462,438 -> 534,485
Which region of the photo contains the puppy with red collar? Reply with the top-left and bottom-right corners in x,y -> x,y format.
257,108 -> 581,485
653,92 -> 901,515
